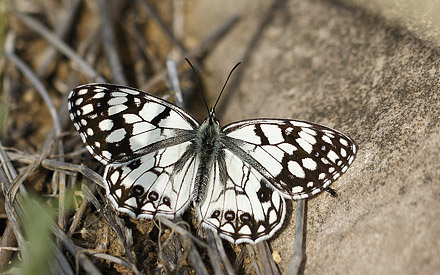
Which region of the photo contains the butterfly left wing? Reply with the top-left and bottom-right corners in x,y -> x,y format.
222,119 -> 357,199
197,149 -> 286,244
197,119 -> 356,244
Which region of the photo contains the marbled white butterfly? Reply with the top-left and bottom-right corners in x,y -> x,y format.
68,83 -> 357,244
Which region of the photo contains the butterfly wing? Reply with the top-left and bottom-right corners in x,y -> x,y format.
222,119 -> 357,199
68,83 -> 199,164
68,84 -> 200,218
197,119 -> 356,243
104,141 -> 199,218
197,149 -> 286,244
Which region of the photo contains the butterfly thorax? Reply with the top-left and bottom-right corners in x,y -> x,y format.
192,111 -> 224,204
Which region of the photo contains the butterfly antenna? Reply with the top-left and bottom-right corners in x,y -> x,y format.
213,62 -> 241,111
185,58 -> 210,113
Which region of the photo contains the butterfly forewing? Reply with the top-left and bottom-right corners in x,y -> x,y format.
67,84 -> 199,164
222,119 -> 357,199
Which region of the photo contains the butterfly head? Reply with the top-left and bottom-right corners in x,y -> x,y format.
207,108 -> 220,126
198,108 -> 221,142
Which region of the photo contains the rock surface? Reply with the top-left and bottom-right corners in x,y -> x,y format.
187,0 -> 440,273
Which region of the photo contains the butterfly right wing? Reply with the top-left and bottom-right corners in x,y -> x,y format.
68,83 -> 201,218
68,83 -> 199,164
104,141 -> 199,219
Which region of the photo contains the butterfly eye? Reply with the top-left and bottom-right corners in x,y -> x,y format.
208,116 -> 220,126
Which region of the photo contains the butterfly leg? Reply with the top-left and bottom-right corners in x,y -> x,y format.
325,187 -> 338,197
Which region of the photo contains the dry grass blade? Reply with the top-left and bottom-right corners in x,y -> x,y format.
3,48 -> 67,230
0,214 -> 17,270
51,223 -> 102,275
2,138 -> 101,273
171,0 -> 185,59
67,186 -> 89,238
137,0 -> 186,53
206,231 -> 224,275
4,150 -> 106,187
0,145 -> 27,260
4,52 -> 61,138
166,58 -> 184,107
287,199 -> 306,275
6,51 -> 70,230
15,12 -> 105,82
36,0 -> 83,77
98,0 -> 127,85
156,217 -> 207,248
82,251 -> 140,275
209,231 -> 235,275
256,241 -> 280,275
49,242 -> 75,275
141,14 -> 239,91
187,241 -> 209,275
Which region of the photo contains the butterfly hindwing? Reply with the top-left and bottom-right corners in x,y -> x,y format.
104,141 -> 199,218
223,119 -> 357,199
197,149 -> 285,244
67,84 -> 199,164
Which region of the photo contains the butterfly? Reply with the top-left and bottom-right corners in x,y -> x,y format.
68,83 -> 357,244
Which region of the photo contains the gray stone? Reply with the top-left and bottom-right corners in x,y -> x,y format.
187,0 -> 440,273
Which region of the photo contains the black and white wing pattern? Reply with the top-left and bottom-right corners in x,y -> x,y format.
68,84 -> 199,218
223,119 -> 357,198
68,83 -> 357,244
197,119 -> 356,244
197,148 -> 286,244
